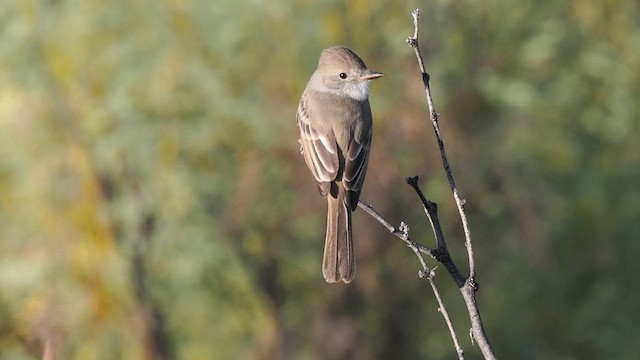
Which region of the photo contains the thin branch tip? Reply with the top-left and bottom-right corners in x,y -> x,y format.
405,176 -> 419,186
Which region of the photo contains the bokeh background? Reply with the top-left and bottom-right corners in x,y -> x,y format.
1,0 -> 639,359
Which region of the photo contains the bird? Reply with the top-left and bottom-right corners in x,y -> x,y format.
296,46 -> 383,283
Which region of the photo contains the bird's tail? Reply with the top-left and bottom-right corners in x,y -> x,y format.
322,186 -> 354,283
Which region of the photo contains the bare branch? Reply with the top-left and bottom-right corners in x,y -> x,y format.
406,9 -> 476,279
405,8 -> 496,359
405,177 -> 466,288
358,200 -> 464,359
357,201 -> 432,257
356,8 -> 497,360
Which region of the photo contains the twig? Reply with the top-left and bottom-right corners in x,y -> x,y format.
405,9 -> 496,359
358,200 -> 464,359
405,176 -> 465,288
406,8 -> 476,280
357,201 -> 431,258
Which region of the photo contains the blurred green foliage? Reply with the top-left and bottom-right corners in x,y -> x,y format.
1,0 -> 639,359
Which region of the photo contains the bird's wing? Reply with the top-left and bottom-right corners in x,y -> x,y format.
343,125 -> 371,210
297,95 -> 339,197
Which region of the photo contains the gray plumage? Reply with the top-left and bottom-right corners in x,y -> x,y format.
296,46 -> 382,283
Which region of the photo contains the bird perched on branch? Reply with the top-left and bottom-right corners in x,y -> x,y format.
296,46 -> 383,283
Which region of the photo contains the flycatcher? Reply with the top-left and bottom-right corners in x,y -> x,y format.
296,46 -> 383,283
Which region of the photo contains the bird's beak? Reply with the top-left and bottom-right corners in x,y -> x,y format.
360,70 -> 384,81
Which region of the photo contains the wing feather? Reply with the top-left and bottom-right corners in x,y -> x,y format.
296,96 -> 339,194
343,127 -> 371,209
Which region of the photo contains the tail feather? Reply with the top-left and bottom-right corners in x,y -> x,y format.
322,187 -> 355,283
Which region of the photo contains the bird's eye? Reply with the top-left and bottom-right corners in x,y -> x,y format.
339,72 -> 347,79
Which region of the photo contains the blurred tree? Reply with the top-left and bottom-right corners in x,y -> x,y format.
0,0 -> 639,359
